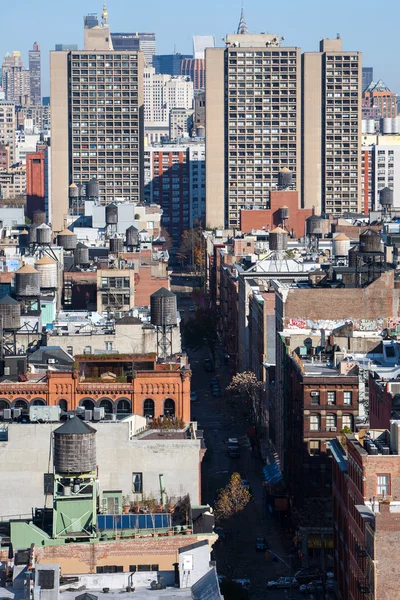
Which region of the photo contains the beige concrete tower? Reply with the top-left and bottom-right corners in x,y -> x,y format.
302,38 -> 362,214
205,16 -> 301,229
50,3 -> 144,232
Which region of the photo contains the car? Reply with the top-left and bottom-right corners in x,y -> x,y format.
210,377 -> 218,387
294,568 -> 322,585
212,387 -> 221,397
214,527 -> 226,541
189,305 -> 196,312
267,577 -> 298,589
232,579 -> 250,590
190,392 -> 198,402
241,479 -> 251,492
255,536 -> 268,551
204,359 -> 215,372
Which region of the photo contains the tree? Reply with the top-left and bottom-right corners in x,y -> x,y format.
160,227 -> 173,250
178,228 -> 203,270
183,307 -> 218,359
214,472 -> 251,523
226,371 -> 264,424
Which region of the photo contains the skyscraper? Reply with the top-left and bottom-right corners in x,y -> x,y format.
2,51 -> 30,105
206,9 -> 301,228
50,2 -> 144,232
302,38 -> 362,215
143,67 -> 193,125
0,101 -> 16,164
363,79 -> 397,119
29,42 -> 41,105
111,32 -> 156,66
193,36 -> 215,60
205,11 -> 362,228
362,66 -> 373,91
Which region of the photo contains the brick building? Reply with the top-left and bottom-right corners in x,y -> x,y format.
180,58 -> 205,91
240,191 -> 313,237
0,354 -> 191,422
25,145 -> 49,219
284,352 -> 359,563
330,424 -> 400,600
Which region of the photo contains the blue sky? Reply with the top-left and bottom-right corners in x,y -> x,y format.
2,0 -> 399,96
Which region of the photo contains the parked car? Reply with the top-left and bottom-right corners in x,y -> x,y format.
255,536 -> 268,551
228,437 -> 240,458
267,577 -> 298,589
294,568 -> 322,585
190,392 -> 198,402
204,359 -> 215,372
212,387 -> 221,397
210,377 -> 218,387
241,479 -> 251,492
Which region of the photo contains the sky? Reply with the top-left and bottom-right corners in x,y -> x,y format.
1,0 -> 400,97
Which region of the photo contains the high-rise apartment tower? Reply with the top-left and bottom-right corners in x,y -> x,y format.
29,42 -> 41,105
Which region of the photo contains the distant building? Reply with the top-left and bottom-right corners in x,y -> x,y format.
362,66 -> 373,91
169,107 -> 194,141
110,32 -> 140,52
26,143 -> 50,219
55,43 -> 78,51
180,58 -> 205,91
29,42 -> 41,105
0,101 -> 16,164
193,35 -> 215,59
144,141 -> 205,241
2,51 -> 30,105
112,32 -> 156,65
143,67 -> 193,126
153,53 -> 190,76
363,79 -> 397,119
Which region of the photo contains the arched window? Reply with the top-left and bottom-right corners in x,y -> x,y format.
59,399 -> 68,412
80,398 -> 95,410
342,414 -> 354,431
310,414 -> 320,431
14,399 -> 28,410
117,398 -> 131,414
0,399 -> 10,410
99,398 -> 113,414
143,398 -> 155,418
164,399 -> 175,417
326,414 -> 337,430
32,398 -> 46,406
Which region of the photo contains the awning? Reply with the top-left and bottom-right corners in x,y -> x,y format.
263,462 -> 282,484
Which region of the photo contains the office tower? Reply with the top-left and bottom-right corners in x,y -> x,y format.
363,79 -> 397,119
55,44 -> 78,51
180,59 -> 206,91
111,33 -> 140,52
193,36 -> 215,59
2,51 -> 30,105
206,11 -> 301,228
144,67 -> 193,125
302,38 -> 362,215
50,3 -> 144,232
362,66 -> 373,91
153,54 -> 190,76
29,42 -> 41,105
0,101 -> 16,164
112,32 -> 156,65
84,14 -> 99,29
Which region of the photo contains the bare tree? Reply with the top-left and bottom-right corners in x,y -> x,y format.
226,371 -> 264,424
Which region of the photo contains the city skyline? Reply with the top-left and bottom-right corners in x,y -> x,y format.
1,0 -> 399,97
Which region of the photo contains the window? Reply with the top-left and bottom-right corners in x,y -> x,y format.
137,565 -> 151,572
326,414 -> 337,430
344,391 -> 352,405
327,391 -> 336,405
129,566 -> 137,573
143,398 -> 155,418
310,391 -> 320,405
377,474 -> 390,496
132,472 -> 143,494
342,414 -> 353,430
84,345 -> 92,354
38,571 -> 55,590
96,566 -> 123,574
105,341 -> 113,352
309,441 -> 320,456
310,414 -> 320,431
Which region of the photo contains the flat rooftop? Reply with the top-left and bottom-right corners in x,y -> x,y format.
0,589 -> 192,600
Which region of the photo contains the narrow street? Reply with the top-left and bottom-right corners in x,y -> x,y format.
178,295 -> 304,600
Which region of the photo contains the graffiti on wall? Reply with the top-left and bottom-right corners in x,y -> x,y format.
286,316 -> 398,332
